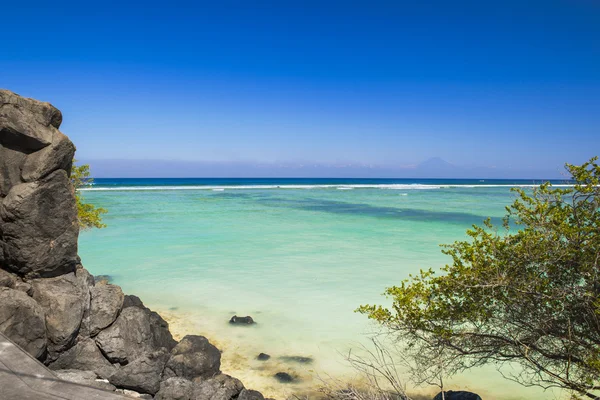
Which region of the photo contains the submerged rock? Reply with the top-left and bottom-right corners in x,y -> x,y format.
256,353 -> 270,361
273,372 -> 294,383
433,391 -> 482,400
279,355 -> 313,364
229,315 -> 255,325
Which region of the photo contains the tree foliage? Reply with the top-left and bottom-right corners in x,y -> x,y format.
71,161 -> 107,229
358,157 -> 600,399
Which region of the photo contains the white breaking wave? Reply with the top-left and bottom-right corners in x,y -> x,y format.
79,183 -> 576,192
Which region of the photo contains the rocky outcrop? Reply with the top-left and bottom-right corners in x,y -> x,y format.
95,304 -> 177,364
85,282 -> 125,336
163,335 -> 221,381
31,271 -> 89,360
0,89 -> 267,400
50,337 -> 117,379
0,287 -> 47,358
109,349 -> 170,394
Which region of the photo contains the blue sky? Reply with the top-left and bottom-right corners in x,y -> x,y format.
2,0 -> 599,177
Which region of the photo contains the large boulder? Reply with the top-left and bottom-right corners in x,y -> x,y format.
0,89 -> 62,152
85,283 -> 124,337
95,302 -> 176,364
155,377 -> 194,400
108,349 -> 170,395
192,374 -> 244,400
31,271 -> 88,359
0,89 -> 64,197
21,130 -> 75,182
163,335 -> 221,381
0,286 -> 47,358
49,337 -> 117,379
0,170 -> 79,278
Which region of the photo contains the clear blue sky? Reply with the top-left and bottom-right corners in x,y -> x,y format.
2,0 -> 599,177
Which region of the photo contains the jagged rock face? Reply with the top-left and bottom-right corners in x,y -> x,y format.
95,302 -> 177,364
31,271 -> 89,360
108,348 -> 171,395
0,89 -> 77,279
49,337 -> 117,379
0,287 -> 47,358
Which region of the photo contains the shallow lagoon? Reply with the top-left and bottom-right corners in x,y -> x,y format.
79,179 -> 564,399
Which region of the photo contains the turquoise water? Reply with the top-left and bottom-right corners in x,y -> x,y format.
78,179 -> 567,399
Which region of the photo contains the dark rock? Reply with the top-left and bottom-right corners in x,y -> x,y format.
192,374 -> 244,400
155,377 -> 194,400
433,391 -> 482,400
273,372 -> 294,383
31,272 -> 88,359
21,130 -> 75,182
0,170 -> 79,278
238,389 -> 265,400
0,286 -> 47,358
256,353 -> 270,361
0,89 -> 62,149
229,315 -> 255,325
108,348 -> 170,395
86,283 -> 124,336
123,294 -> 145,309
95,304 -> 176,364
0,268 -> 17,288
0,90 -> 64,197
49,337 -> 117,379
0,144 -> 28,198
54,369 -> 117,392
163,335 -> 221,381
279,355 -> 313,364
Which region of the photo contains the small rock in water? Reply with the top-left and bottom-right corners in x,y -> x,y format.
273,372 -> 294,383
256,353 -> 271,361
279,355 -> 313,364
229,315 -> 255,325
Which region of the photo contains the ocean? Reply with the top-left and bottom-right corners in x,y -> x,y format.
78,178 -> 569,399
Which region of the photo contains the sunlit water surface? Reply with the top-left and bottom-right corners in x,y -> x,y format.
79,178 -> 567,399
